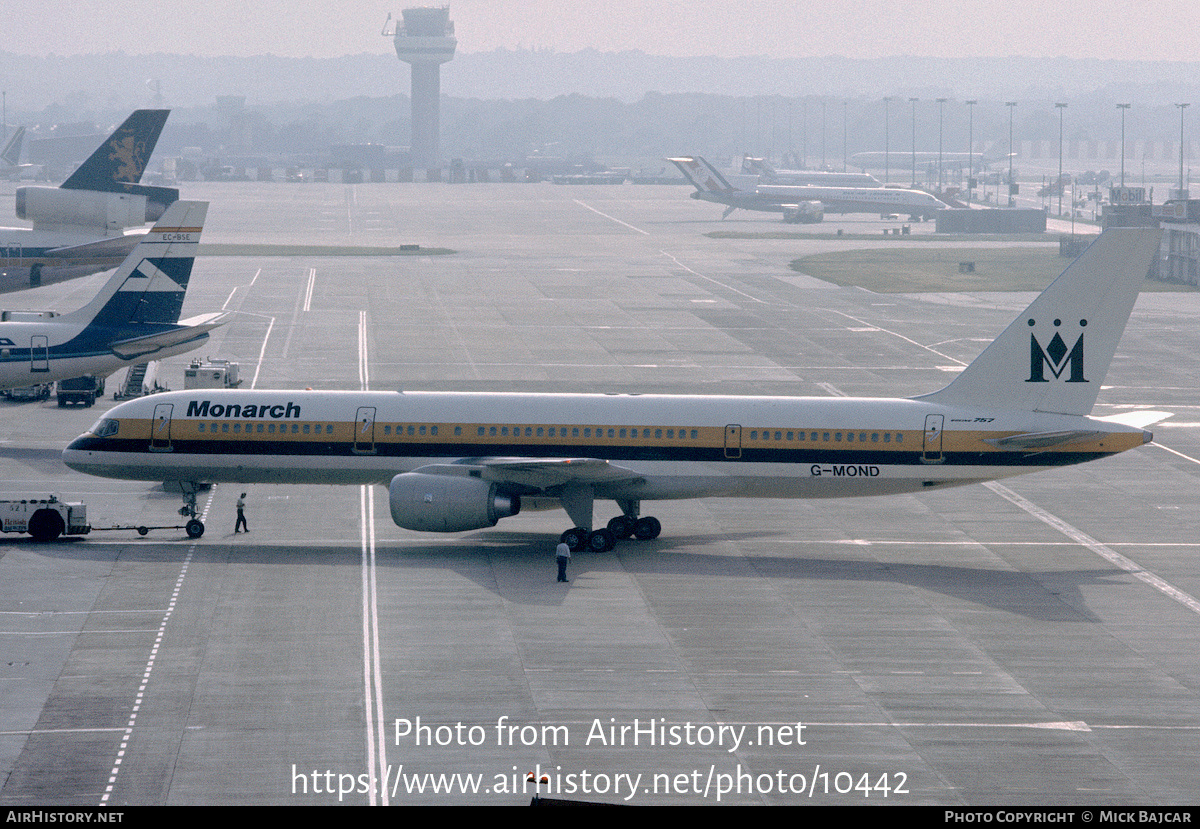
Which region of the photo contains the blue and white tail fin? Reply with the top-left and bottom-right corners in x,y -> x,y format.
667,156 -> 742,194
1,127 -> 25,167
61,200 -> 208,331
916,227 -> 1162,416
60,110 -> 169,192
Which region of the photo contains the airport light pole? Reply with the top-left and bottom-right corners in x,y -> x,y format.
843,100 -> 848,173
936,97 -> 946,192
1056,102 -> 1068,217
966,100 -> 977,205
1006,102 -> 1017,206
1176,102 -> 1189,197
801,99 -> 808,169
1117,103 -> 1130,188
821,100 -> 827,169
883,97 -> 892,184
910,97 -> 919,187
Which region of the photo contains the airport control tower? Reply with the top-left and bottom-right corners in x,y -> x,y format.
386,6 -> 456,176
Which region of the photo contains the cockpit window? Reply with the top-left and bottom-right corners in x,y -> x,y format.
91,419 -> 119,438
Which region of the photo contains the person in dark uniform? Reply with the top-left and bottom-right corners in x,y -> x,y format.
235,493 -> 248,533
555,541 -> 571,583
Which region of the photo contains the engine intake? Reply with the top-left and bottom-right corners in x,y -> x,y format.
389,471 -> 520,533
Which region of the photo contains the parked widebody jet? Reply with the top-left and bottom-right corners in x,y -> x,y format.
741,156 -> 881,188
0,200 -> 224,392
668,156 -> 944,220
65,229 -> 1162,547
0,110 -> 177,293
849,145 -> 1013,174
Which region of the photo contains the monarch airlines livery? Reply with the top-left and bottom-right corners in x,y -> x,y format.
65,228 -> 1162,547
0,200 -> 225,391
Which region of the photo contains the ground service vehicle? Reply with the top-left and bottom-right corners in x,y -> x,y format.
0,496 -> 88,541
57,375 -> 105,407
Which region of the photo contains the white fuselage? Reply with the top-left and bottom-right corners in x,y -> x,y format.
63,388 -> 1148,500
0,315 -> 207,390
755,184 -> 944,216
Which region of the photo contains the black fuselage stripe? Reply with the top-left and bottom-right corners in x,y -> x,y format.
68,436 -> 1114,468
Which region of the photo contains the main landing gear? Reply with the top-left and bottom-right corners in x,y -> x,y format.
559,514 -> 661,553
556,489 -> 661,553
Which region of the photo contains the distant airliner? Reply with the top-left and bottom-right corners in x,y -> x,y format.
741,156 -> 880,188
0,128 -> 33,180
668,156 -> 945,220
849,145 -> 1013,174
0,110 -> 177,293
65,229 -> 1162,546
0,200 -> 225,394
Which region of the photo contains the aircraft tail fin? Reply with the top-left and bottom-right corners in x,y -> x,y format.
667,156 -> 741,194
60,110 -> 169,192
61,200 -> 208,330
915,227 -> 1162,416
1,127 -> 25,167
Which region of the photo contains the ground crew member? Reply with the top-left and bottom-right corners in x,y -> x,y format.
556,541 -> 571,583
235,493 -> 248,533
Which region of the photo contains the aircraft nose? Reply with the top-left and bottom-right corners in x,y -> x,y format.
62,437 -> 94,472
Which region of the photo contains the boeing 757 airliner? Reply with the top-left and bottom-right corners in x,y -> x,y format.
64,228 -> 1163,546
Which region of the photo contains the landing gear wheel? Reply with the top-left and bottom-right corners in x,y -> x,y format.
28,509 -> 65,542
560,527 -> 588,552
607,515 -> 635,539
137,526 -> 149,536
185,519 -> 205,539
633,516 -> 662,541
586,528 -> 616,552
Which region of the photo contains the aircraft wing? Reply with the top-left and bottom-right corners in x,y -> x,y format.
413,458 -> 643,493
108,312 -> 230,359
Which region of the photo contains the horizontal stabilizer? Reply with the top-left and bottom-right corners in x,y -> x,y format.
1094,410 -> 1173,429
983,430 -> 1105,451
108,311 -> 229,359
46,233 -> 143,259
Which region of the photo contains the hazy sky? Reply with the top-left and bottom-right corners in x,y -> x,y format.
7,1 -> 1196,61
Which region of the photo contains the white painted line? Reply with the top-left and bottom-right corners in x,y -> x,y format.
661,251 -> 765,303
98,489 -> 215,806
249,315 -> 276,390
303,267 -> 316,312
359,311 -> 369,391
1151,442 -> 1200,466
984,481 -> 1200,616
827,309 -> 966,365
360,484 -> 386,805
572,199 -> 650,235
356,309 -> 388,804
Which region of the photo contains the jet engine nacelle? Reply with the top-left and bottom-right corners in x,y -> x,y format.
16,186 -> 166,232
389,471 -> 521,533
